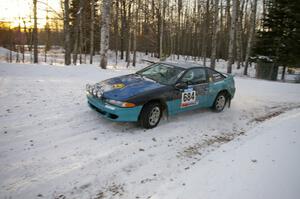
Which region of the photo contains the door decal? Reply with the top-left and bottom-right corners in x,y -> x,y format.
181,88 -> 198,108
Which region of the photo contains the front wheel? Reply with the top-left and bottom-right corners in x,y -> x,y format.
139,102 -> 162,129
213,93 -> 227,112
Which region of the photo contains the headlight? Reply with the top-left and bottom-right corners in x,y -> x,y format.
97,91 -> 102,98
93,89 -> 97,96
107,99 -> 136,108
86,84 -> 91,92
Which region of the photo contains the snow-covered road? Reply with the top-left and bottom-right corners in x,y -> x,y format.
152,108 -> 300,199
0,63 -> 300,199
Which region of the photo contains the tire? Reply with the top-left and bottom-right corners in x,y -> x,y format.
139,102 -> 162,129
212,92 -> 227,112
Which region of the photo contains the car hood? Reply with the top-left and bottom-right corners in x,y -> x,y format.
96,74 -> 165,101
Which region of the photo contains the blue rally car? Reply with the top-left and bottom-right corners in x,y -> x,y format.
86,62 -> 235,129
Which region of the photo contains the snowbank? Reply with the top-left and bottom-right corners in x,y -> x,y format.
0,47 -> 16,56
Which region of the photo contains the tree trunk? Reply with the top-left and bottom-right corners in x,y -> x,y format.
133,0 -> 140,67
159,0 -> 164,60
64,0 -> 71,65
72,7 -> 80,65
120,0 -> 126,60
114,0 -> 119,65
236,0 -> 243,69
44,1 -> 50,64
33,0 -> 38,63
177,0 -> 182,59
218,0 -> 223,59
126,31 -> 131,67
227,0 -> 237,73
210,0 -> 219,69
225,0 -> 231,59
79,0 -> 84,64
126,2 -> 132,63
244,0 -> 257,75
281,66 -> 286,80
22,19 -> 27,63
9,30 -> 12,63
202,0 -> 210,67
100,0 -> 112,69
89,0 -> 95,64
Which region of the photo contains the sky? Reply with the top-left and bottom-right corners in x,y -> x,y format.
0,0 -> 61,28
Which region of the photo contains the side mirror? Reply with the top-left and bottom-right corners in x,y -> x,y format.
175,82 -> 188,90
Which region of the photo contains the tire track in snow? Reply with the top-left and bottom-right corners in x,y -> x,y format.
1,63 -> 300,199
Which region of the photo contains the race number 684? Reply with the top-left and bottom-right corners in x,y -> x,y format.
182,91 -> 196,102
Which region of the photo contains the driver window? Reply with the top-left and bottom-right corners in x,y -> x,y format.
181,68 -> 207,85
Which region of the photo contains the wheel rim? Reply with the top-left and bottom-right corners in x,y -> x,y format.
216,95 -> 226,110
149,106 -> 161,126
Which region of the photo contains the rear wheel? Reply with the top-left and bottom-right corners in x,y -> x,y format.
213,92 -> 227,112
139,102 -> 162,129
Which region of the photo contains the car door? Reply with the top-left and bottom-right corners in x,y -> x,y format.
206,68 -> 226,107
172,68 -> 210,114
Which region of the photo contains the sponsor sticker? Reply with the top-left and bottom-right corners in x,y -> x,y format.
112,83 -> 125,89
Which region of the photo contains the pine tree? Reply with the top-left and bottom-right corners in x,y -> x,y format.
255,0 -> 300,70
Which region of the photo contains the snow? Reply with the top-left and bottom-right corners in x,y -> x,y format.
152,108 -> 300,199
0,62 -> 300,199
0,47 -> 16,56
0,46 -> 256,77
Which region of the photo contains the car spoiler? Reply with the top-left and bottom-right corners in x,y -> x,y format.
222,72 -> 235,78
141,59 -> 157,64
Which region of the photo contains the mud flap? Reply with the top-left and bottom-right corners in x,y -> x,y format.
228,97 -> 231,108
162,109 -> 169,121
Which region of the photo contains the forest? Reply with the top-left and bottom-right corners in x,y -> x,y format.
0,0 -> 299,78
1,1 -> 300,198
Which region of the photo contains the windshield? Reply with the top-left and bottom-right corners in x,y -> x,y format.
136,63 -> 185,85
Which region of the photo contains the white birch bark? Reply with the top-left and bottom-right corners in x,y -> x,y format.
236,0 -> 243,69
244,0 -> 257,75
159,0 -> 164,60
89,0 -> 95,64
227,0 -> 237,73
210,0 -> 219,69
100,0 -> 111,69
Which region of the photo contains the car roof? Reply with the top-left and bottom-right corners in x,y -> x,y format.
159,61 -> 206,69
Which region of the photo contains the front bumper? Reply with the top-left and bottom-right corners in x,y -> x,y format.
87,94 -> 142,122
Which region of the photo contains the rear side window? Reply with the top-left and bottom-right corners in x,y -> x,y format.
207,69 -> 225,82
181,68 -> 207,85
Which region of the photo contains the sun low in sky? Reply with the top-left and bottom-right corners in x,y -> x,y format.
0,0 -> 61,28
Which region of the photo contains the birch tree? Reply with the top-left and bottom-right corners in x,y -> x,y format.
244,0 -> 257,75
72,1 -> 81,65
64,0 -> 71,65
100,0 -> 111,69
132,0 -> 140,66
227,0 -> 237,73
78,0 -> 84,64
236,0 -> 245,69
114,0 -> 119,64
33,0 -> 38,63
54,0 -> 261,68
202,0 -> 210,66
177,0 -> 182,59
210,0 -> 219,69
89,0 -> 95,64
